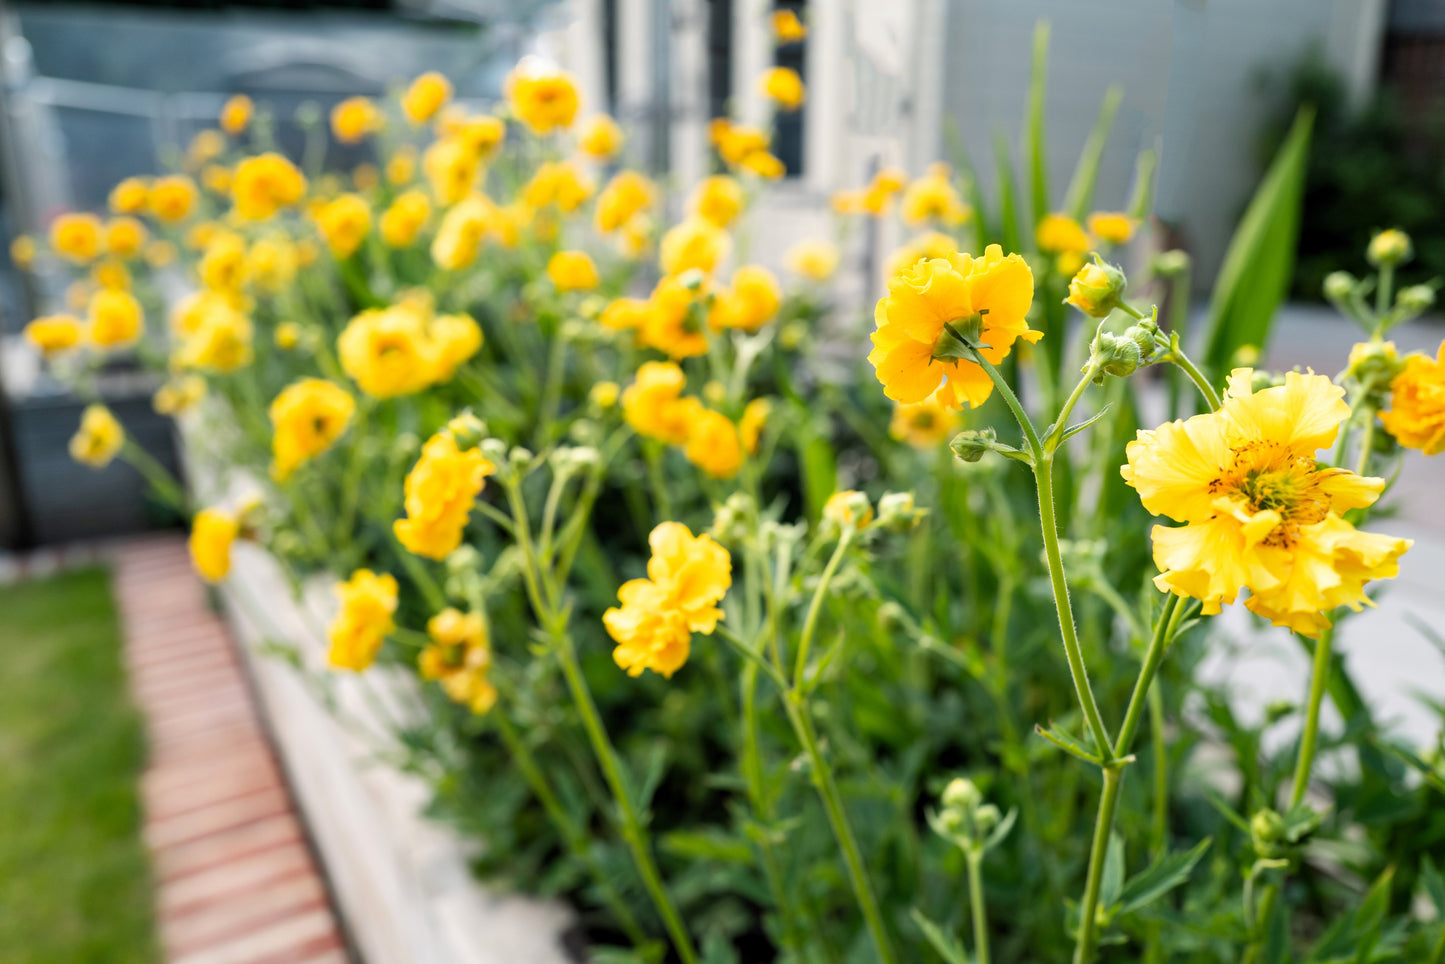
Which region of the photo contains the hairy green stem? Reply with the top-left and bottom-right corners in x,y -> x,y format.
793,529 -> 851,689
1290,626 -> 1335,809
966,850 -> 991,964
1075,766 -> 1124,964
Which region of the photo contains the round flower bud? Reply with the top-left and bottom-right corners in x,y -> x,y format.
973,803 -> 1002,836
942,777 -> 983,812
779,322 -> 806,350
479,438 -> 509,463
1065,258 -> 1127,318
877,491 -> 925,531
1396,284 -> 1436,313
1367,229 -> 1412,267
1322,270 -> 1358,302
1125,324 -> 1160,360
950,427 -> 997,463
1094,331 -> 1141,378
1250,808 -> 1284,854
1151,249 -> 1190,278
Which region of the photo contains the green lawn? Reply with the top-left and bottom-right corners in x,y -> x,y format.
0,567 -> 159,964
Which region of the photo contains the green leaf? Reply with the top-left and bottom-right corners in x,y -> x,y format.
1035,720 -> 1103,765
910,908 -> 971,964
1127,148 -> 1159,220
993,133 -> 1023,255
1023,20 -> 1051,229
1201,107 -> 1314,379
1306,866 -> 1395,962
660,829 -> 754,865
1064,85 -> 1123,220
796,419 -> 837,524
1115,837 -> 1212,916
1375,739 -> 1445,796
1100,833 -> 1126,910
1420,856 -> 1445,915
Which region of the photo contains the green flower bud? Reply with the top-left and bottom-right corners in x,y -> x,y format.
1065,257 -> 1128,318
876,491 -> 926,530
950,427 -> 997,463
710,492 -> 754,543
1322,270 -> 1358,302
1396,284 -> 1435,313
445,412 -> 487,450
1367,229 -> 1412,267
778,322 -> 806,350
942,777 -> 983,812
1250,808 -> 1285,855
974,803 -> 1002,836
1152,249 -> 1190,278
479,438 -> 509,463
1093,331 -> 1141,377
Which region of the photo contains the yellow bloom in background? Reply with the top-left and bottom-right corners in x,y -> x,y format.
901,171 -> 971,227
431,194 -> 500,270
429,313 -> 483,383
595,170 -> 654,233
523,160 -> 594,213
759,67 -> 805,111
1087,211 -> 1137,245
451,115 -> 507,159
659,217 -> 730,277
327,569 -> 398,672
578,114 -> 624,159
269,378 -> 355,479
1381,339 -> 1445,455
380,190 -> 432,248
109,177 -> 150,214
274,322 -> 301,350
87,289 -> 143,349
338,304 -> 438,398
1036,212 -> 1090,274
785,239 -> 839,281
884,231 -> 956,278
199,231 -> 249,291
91,261 -> 131,292
70,404 -> 124,468
50,213 -> 103,263
420,609 -> 497,714
170,288 -> 238,337
387,146 -> 417,186
505,59 -> 580,135
547,250 -> 600,292
185,221 -> 221,251
869,244 -> 1040,409
739,398 -> 770,453
144,239 -> 177,267
890,389 -> 961,448
623,361 -> 696,444
641,276 -> 709,359
591,381 -> 620,409
231,153 -> 306,220
711,119 -> 766,164
220,94 -> 253,135
247,236 -> 299,292
315,193 -> 372,258
394,427 -> 496,560
423,139 -> 480,206
772,8 -> 807,42
824,490 -> 874,529
24,314 -> 83,356
176,301 -> 253,373
603,522 -> 731,678
403,72 -> 452,124
740,150 -> 785,179
10,234 -> 36,269
1122,370 -> 1410,637
189,507 -> 239,583
331,96 -> 382,143
153,375 -> 206,415
186,129 -> 225,168
710,265 -> 781,331
599,296 -> 650,332
105,217 -> 147,260
831,189 -> 867,215
148,176 -> 199,223
684,408 -> 744,479
689,175 -> 745,229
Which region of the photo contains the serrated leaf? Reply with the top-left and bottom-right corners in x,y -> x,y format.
909,908 -> 970,964
1036,720 -> 1103,764
1115,837 -> 1212,916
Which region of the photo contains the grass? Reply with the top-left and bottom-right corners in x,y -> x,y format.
0,567 -> 159,964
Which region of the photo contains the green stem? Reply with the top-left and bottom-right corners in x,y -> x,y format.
966,850 -> 991,964
1114,594 -> 1182,758
1289,626 -> 1335,809
1169,344 -> 1222,411
1376,263 -> 1394,321
535,327 -> 572,447
793,528 -> 851,689
1074,766 -> 1124,964
121,440 -> 188,513
1148,685 -> 1168,857
1354,417 -> 1375,478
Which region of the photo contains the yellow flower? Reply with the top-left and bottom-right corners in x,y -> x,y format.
144,240 -> 177,267
315,193 -> 372,258
10,234 -> 35,269
595,171 -> 654,233
91,261 -> 131,292
884,232 -> 957,279
901,172 -> 971,227
247,236 -> 298,292
148,176 -> 199,223
772,8 -> 807,42
185,221 -> 221,251
505,59 -> 580,135
153,375 -> 206,415
274,322 -> 302,350
578,115 -> 624,159
1036,213 -> 1090,273
1064,259 -> 1126,318
338,304 -> 439,398
87,289 -> 143,349
603,522 -> 731,678
684,408 -> 744,479
387,146 -> 417,186
170,288 -> 238,337
431,194 -> 501,270
70,404 -> 124,468
785,239 -> 839,281
423,139 -> 479,206
599,296 -> 650,332
740,150 -> 785,179
189,507 -> 239,583
109,177 -> 150,215
394,427 -> 496,560
219,95 -> 253,135
523,160 -> 594,213
450,115 -> 507,159
547,250 -> 600,292
759,67 -> 805,111
269,378 -> 355,479
739,398 -> 770,454
187,129 -> 225,167
1087,211 -> 1137,245
659,217 -> 730,277
105,217 -> 147,260
640,276 -> 709,359
379,190 -> 431,248
591,381 -> 620,409
890,389 -> 960,448
689,175 -> 745,229
711,119 -> 766,164
403,72 -> 452,124
176,301 -> 253,373
824,490 -> 874,529
869,244 -> 1040,409
429,313 -> 483,382
1122,370 -> 1410,637
1381,339 -> 1445,455
330,96 -> 382,143
199,231 -> 249,291
419,609 -> 496,714
710,265 -> 781,331
623,361 -> 697,444
231,155 -> 305,222
327,570 -> 398,671
50,213 -> 103,263
24,314 -> 83,356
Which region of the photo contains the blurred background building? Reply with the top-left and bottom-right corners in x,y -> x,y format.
2,0 -> 1442,550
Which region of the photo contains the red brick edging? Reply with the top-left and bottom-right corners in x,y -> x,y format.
112,536 -> 352,964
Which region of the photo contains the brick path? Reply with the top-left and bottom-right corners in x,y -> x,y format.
112,536 -> 352,964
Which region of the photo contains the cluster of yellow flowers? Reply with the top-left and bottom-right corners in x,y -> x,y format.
328,569 -> 399,671
620,362 -> 768,480
419,608 -> 497,714
269,378 -> 356,480
337,298 -> 482,399
1380,340 -> 1445,455
394,416 -> 496,560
